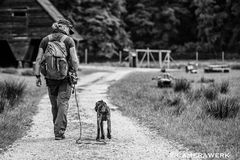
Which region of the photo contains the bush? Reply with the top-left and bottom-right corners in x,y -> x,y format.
202,85 -> 219,101
231,64 -> 240,70
174,79 -> 191,92
203,96 -> 240,119
172,104 -> 186,116
0,80 -> 27,109
0,99 -> 8,114
164,94 -> 186,116
21,70 -> 34,76
198,77 -> 214,83
186,88 -> 203,102
165,95 -> 182,106
219,80 -> 230,94
1,68 -> 18,74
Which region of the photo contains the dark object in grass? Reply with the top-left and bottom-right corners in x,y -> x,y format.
21,70 -> 34,76
203,96 -> 239,119
172,104 -> 186,116
0,99 -> 8,113
186,88 -> 203,101
0,80 -> 26,109
198,77 -> 214,83
203,85 -> 219,101
174,79 -> 191,92
230,64 -> 240,70
165,95 -> 182,106
1,68 -> 18,74
219,80 -> 229,94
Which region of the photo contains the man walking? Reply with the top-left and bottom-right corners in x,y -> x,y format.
35,19 -> 79,140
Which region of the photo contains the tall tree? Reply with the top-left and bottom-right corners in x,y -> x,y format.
51,0 -> 131,58
124,0 -> 195,49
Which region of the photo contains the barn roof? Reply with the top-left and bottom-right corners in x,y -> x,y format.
36,0 -> 82,41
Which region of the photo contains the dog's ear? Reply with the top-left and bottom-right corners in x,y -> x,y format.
95,101 -> 99,112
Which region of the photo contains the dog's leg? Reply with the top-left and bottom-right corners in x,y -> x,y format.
96,115 -> 101,141
107,107 -> 111,139
100,120 -> 105,139
107,117 -> 111,139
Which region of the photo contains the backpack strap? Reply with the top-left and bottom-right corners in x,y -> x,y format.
47,34 -> 52,41
60,35 -> 68,43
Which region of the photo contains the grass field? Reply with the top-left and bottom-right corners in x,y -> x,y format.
0,67 -> 108,153
108,69 -> 240,159
0,72 -> 47,152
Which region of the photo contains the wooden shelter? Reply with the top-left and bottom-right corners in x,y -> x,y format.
0,0 -> 82,67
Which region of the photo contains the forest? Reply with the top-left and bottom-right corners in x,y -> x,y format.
50,0 -> 240,59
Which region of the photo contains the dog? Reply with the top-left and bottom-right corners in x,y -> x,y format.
95,100 -> 111,141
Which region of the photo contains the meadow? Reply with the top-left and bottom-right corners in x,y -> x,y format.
0,69 -> 47,152
108,68 -> 240,159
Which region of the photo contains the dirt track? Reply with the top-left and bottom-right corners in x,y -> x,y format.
0,67 -> 198,160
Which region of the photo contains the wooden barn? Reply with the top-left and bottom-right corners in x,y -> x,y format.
0,0 -> 82,67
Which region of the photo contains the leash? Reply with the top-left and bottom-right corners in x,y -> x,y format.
72,84 -> 82,144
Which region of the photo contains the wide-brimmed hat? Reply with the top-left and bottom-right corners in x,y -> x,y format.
57,19 -> 74,35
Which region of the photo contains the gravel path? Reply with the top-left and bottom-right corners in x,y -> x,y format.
0,68 -> 198,160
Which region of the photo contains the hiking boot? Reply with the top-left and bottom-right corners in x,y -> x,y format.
55,129 -> 65,140
55,134 -> 65,140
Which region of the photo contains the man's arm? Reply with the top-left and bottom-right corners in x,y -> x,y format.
69,46 -> 79,72
35,48 -> 43,76
34,48 -> 44,87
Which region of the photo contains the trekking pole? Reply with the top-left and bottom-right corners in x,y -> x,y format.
73,84 -> 82,144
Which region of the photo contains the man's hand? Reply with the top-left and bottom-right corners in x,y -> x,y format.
69,72 -> 78,85
36,77 -> 42,87
72,75 -> 78,85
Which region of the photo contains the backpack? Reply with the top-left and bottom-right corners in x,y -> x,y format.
40,34 -> 69,80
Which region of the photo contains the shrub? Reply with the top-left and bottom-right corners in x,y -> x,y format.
219,80 -> 229,94
186,88 -> 203,102
172,104 -> 186,116
1,68 -> 18,74
21,70 -> 34,76
164,94 -> 186,116
202,85 -> 219,101
231,64 -> 240,70
0,99 -> 8,113
174,79 -> 191,92
0,80 -> 27,108
203,96 -> 240,119
165,95 -> 182,106
199,76 -> 214,83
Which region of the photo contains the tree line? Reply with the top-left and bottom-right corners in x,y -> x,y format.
50,0 -> 240,60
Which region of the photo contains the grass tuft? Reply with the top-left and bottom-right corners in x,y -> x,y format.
202,85 -> 219,101
0,99 -> 8,114
173,78 -> 191,92
219,80 -> 230,94
198,76 -> 214,83
231,64 -> 240,70
1,68 -> 18,74
0,80 -> 26,108
21,70 -> 34,76
203,96 -> 239,119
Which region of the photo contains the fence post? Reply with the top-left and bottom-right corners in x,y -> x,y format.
222,51 -> 225,62
196,51 -> 198,63
119,51 -> 122,63
147,48 -> 150,68
85,48 -> 88,64
159,51 -> 162,69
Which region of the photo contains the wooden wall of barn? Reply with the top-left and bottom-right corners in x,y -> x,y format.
0,0 -> 55,67
0,0 -> 54,39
